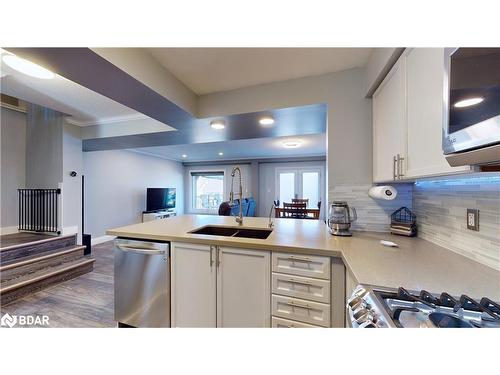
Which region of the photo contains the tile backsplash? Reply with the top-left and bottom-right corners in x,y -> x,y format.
413,177 -> 500,271
329,184 -> 413,232
329,178 -> 500,271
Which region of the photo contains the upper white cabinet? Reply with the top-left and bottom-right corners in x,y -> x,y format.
171,242 -> 270,328
217,246 -> 270,327
373,48 -> 470,182
405,48 -> 469,177
373,57 -> 407,182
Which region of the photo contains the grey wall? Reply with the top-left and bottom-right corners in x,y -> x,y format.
0,107 -> 26,228
25,104 -> 63,188
62,123 -> 83,240
413,177 -> 500,271
83,149 -> 184,237
258,160 -> 327,219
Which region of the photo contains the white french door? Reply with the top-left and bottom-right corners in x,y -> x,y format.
276,168 -> 322,207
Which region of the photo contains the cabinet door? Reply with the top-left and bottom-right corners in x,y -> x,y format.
217,247 -> 270,327
171,242 -> 216,327
406,48 -> 470,177
373,56 -> 407,182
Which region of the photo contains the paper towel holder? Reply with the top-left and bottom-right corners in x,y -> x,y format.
368,185 -> 398,200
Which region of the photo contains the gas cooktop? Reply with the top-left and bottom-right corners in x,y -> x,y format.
347,285 -> 500,328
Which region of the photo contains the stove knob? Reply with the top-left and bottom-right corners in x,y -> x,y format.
359,320 -> 377,328
347,295 -> 363,310
354,287 -> 368,298
353,307 -> 373,324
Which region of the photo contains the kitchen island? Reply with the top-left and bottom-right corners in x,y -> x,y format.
107,214 -> 500,327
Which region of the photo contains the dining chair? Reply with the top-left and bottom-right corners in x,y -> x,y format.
292,198 -> 309,206
282,202 -> 307,219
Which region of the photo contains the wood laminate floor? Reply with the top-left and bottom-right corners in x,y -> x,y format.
1,241 -> 115,328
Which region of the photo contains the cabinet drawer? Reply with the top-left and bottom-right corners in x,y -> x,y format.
272,273 -> 330,303
272,294 -> 330,327
272,316 -> 319,328
272,252 -> 330,280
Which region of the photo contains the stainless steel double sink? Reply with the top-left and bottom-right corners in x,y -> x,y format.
189,225 -> 272,239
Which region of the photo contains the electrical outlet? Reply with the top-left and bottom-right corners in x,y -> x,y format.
466,209 -> 479,231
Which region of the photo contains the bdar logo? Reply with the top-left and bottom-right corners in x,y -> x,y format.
1,313 -> 17,328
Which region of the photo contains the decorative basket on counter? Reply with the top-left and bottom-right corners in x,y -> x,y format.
390,207 -> 417,237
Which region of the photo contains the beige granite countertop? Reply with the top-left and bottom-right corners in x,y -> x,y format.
107,214 -> 500,300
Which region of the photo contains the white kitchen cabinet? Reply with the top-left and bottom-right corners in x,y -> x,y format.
373,56 -> 407,182
272,316 -> 318,328
272,252 -> 330,280
171,242 -> 270,327
217,246 -> 270,327
171,242 -> 216,327
405,48 -> 470,178
272,294 -> 331,327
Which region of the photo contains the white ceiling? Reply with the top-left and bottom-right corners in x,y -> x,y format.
0,49 -> 141,125
133,133 -> 326,162
148,48 -> 373,95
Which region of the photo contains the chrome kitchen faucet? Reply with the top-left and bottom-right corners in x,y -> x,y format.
229,166 -> 243,225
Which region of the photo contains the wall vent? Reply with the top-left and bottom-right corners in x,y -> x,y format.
1,93 -> 27,112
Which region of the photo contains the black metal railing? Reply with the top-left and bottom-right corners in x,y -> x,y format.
18,188 -> 61,234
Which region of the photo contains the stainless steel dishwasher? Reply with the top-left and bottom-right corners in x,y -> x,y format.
114,238 -> 170,327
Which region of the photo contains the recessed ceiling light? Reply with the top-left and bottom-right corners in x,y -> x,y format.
283,141 -> 301,148
454,97 -> 484,108
181,154 -> 187,158
259,116 -> 275,126
218,152 -> 224,156
2,54 -> 55,79
210,119 -> 226,130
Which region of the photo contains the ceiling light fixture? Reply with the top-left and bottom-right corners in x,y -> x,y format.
2,54 -> 55,79
181,154 -> 187,158
454,97 -> 484,108
210,119 -> 226,130
218,152 -> 224,156
283,141 -> 301,148
259,116 -> 275,126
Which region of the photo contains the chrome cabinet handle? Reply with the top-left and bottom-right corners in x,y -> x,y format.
217,246 -> 221,267
287,255 -> 311,262
285,300 -> 311,309
288,278 -> 311,286
209,246 -> 214,267
398,154 -> 405,178
116,244 -> 165,255
393,155 -> 397,180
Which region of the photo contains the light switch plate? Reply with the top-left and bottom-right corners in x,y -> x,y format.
467,209 -> 479,231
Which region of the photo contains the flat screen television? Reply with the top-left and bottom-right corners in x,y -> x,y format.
146,188 -> 176,212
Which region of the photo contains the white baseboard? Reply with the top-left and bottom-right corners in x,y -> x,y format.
0,226 -> 19,235
91,235 -> 116,245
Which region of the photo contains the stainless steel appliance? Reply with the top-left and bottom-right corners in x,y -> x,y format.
347,285 -> 500,328
327,201 -> 357,236
114,238 -> 170,327
443,48 -> 500,166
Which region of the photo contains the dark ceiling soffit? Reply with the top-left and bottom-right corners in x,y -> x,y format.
182,156 -> 327,167
82,103 -> 327,151
5,47 -> 194,130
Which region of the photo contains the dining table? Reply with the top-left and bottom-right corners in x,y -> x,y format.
274,206 -> 321,219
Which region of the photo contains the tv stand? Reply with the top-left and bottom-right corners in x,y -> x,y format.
142,209 -> 176,222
